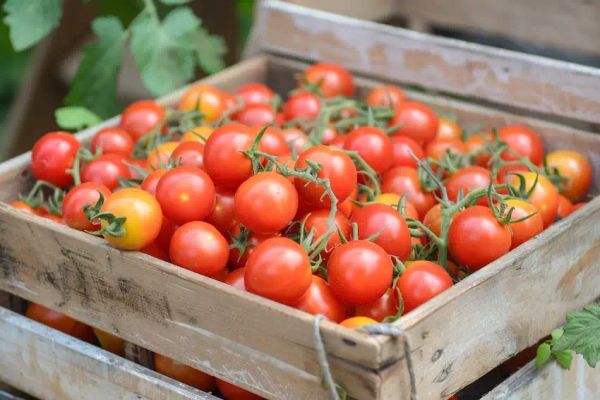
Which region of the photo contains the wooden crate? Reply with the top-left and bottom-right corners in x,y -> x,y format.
1,2 -> 600,399
482,356 -> 600,399
0,304 -> 216,400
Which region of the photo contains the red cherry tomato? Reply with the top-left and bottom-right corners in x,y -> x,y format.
391,136 -> 425,168
178,84 -> 225,123
81,154 -> 130,191
446,166 -> 491,206
572,202 -> 587,213
172,141 -> 205,169
221,92 -> 238,113
119,100 -> 165,141
304,209 -> 350,256
344,126 -> 393,173
216,379 -> 264,400
10,201 -> 44,215
281,128 -> 310,155
204,123 -> 257,188
234,172 -> 298,233
423,203 -> 443,237
155,166 -> 216,225
396,261 -> 453,313
449,206 -> 512,271
62,182 -> 111,230
235,83 -> 275,107
366,85 -> 405,108
499,125 -> 544,165
234,104 -> 276,127
294,145 -> 357,208
141,169 -> 167,195
321,126 -> 339,145
545,150 -> 592,202
244,237 -> 312,305
155,215 -> 178,252
170,221 -> 229,277
327,240 -> 393,305
436,118 -> 462,141
351,203 -> 412,260
125,158 -> 150,181
425,138 -> 467,160
302,63 -> 354,98
465,132 -> 494,167
154,353 -> 216,392
31,132 -> 81,188
91,126 -> 134,156
140,241 -> 170,261
294,275 -> 347,322
283,92 -> 320,122
223,267 -> 246,290
206,189 -> 237,235
381,166 -> 436,218
557,194 -> 574,218
505,198 -> 544,249
355,288 -> 399,322
26,303 -> 95,343
391,102 -> 439,145
258,126 -> 290,157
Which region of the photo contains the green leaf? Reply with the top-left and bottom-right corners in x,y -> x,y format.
554,303 -> 600,368
130,7 -> 226,95
160,0 -> 192,4
3,0 -> 63,51
553,350 -> 574,370
551,328 -> 564,342
55,107 -> 102,130
65,16 -> 127,118
536,343 -> 551,368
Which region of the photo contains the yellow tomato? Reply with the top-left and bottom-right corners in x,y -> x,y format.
181,126 -> 213,143
339,316 -> 378,329
178,84 -> 225,122
146,141 -> 179,170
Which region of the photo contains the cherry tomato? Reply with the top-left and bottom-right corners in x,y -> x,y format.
321,126 -> 339,146
140,240 -> 170,261
327,240 -> 393,305
545,150 -> 592,202
204,123 -> 257,188
245,237 -> 312,305
91,126 -> 134,156
62,182 -> 111,230
373,193 -> 419,220
504,198 -> 544,249
557,194 -> 574,218
31,132 -> 81,188
338,191 -> 354,219
339,316 -> 377,329
10,201 -> 44,215
391,101 -> 439,145
155,215 -> 178,252
344,126 -> 393,173
170,221 -> 229,277
119,100 -> 165,141
329,135 -> 347,149
436,118 -> 462,141
181,126 -> 213,143
258,126 -> 290,157
294,145 -> 357,208
229,225 -> 278,269
351,203 -> 411,260
283,92 -> 320,121
302,63 -> 354,98
172,141 -> 205,169
465,132 -> 493,167
235,172 -> 298,233
381,166 -> 436,218
154,353 -> 216,392
572,202 -> 587,213
223,267 -> 246,290
81,154 -> 130,191
100,188 -> 162,250
397,261 -> 453,313
146,141 -> 179,170
281,128 -> 310,155
423,203 -> 443,237
355,288 -> 399,322
446,166 -> 491,206
304,209 -> 350,256
510,172 -> 559,228
26,303 -> 95,343
496,164 -> 530,185
93,328 -> 125,356
178,84 -> 225,122
125,158 -> 149,181
234,104 -> 276,127
216,379 -> 264,400
425,138 -> 467,160
294,275 -> 347,322
366,85 -> 405,108
156,166 -> 215,225
42,212 -> 63,223
206,189 -> 237,235
499,125 -> 544,165
391,136 -> 425,168
449,205 -> 511,270
235,82 -> 275,107
141,169 -> 167,195
221,92 -> 238,113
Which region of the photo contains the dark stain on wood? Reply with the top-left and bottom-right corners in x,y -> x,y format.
431,349 -> 443,362
343,338 -> 357,347
433,361 -> 454,383
0,243 -> 21,280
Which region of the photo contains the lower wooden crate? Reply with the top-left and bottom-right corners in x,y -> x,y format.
483,357 -> 600,400
0,306 -> 215,400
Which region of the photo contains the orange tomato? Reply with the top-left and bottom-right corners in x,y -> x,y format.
26,303 -> 95,343
339,316 -> 378,329
216,379 -> 264,400
146,141 -> 179,170
181,126 -> 214,143
545,150 -> 592,202
436,118 -> 462,141
510,172 -> 558,228
93,328 -> 125,356
505,198 -> 544,249
557,194 -> 574,218
178,84 -> 225,122
154,353 -> 216,392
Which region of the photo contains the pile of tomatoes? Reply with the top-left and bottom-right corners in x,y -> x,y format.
14,62 -> 593,395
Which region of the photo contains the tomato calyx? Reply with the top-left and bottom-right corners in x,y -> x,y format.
83,194 -> 126,237
19,180 -> 64,217
228,225 -> 251,262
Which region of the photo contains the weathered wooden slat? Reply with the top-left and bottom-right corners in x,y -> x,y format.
482,356 -> 600,400
0,306 -> 216,400
253,0 -> 600,125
